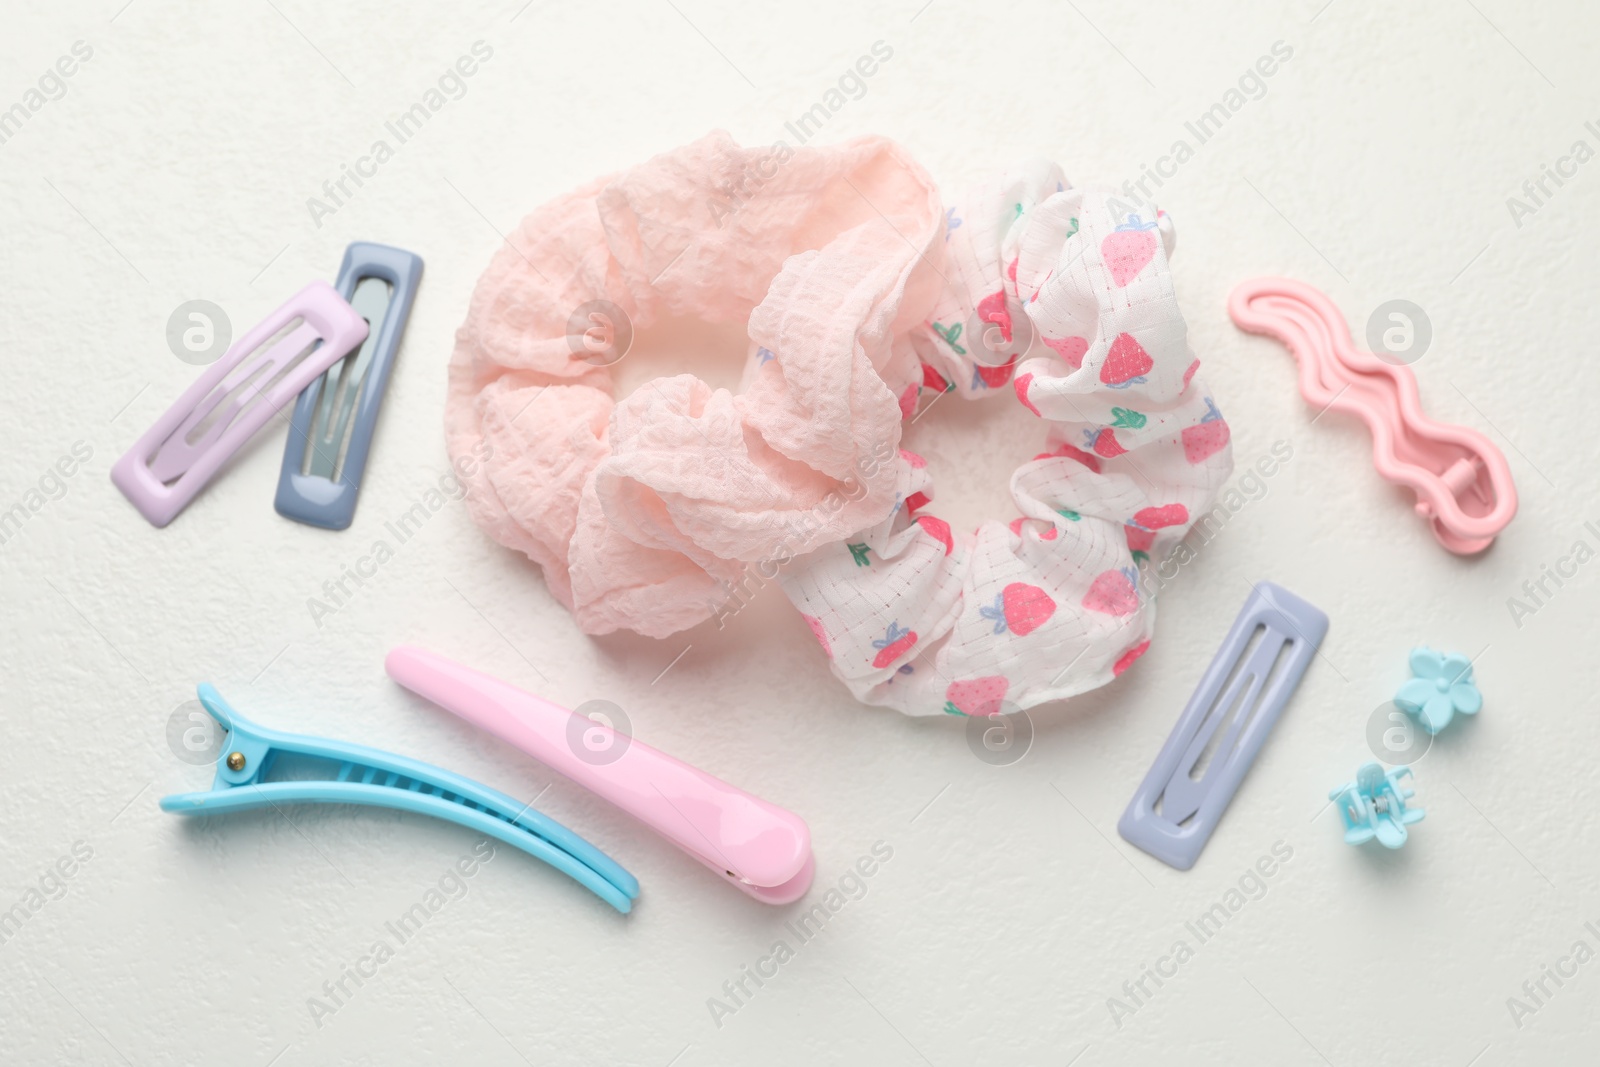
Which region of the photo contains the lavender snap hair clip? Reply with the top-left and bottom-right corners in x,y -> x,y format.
1118,582 -> 1329,870
113,281 -> 368,527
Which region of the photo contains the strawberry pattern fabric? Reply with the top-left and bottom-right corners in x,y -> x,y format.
779,164 -> 1233,717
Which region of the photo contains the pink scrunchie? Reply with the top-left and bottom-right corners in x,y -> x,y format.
446,133 -> 942,637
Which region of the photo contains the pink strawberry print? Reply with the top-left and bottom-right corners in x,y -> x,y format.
1014,373 -> 1041,417
1083,567 -> 1139,616
1125,524 -> 1156,555
973,354 -> 1018,389
905,491 -> 931,514
1086,428 -> 1127,458
944,676 -> 1010,717
1132,503 -> 1189,530
802,614 -> 831,658
979,582 -> 1056,636
917,515 -> 954,555
1181,398 -> 1230,465
1044,335 -> 1089,369
1101,214 -> 1159,288
871,621 -> 918,668
1008,517 -> 1059,541
897,381 -> 920,419
969,290 -> 1019,389
922,363 -> 953,393
1182,359 -> 1200,390
1113,640 -> 1151,676
1101,333 -> 1153,387
1035,442 -> 1103,472
899,449 -> 928,469
976,290 -> 1011,342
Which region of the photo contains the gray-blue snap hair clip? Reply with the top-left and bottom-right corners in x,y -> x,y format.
275,241 -> 424,530
160,684 -> 639,913
1118,582 -> 1329,871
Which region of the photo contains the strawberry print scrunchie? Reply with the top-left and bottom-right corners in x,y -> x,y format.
780,161 -> 1234,717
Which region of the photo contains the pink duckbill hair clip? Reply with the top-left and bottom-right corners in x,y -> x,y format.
1229,278 -> 1516,554
385,647 -> 814,905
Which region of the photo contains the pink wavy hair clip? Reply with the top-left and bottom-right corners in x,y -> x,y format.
1229,277 -> 1516,554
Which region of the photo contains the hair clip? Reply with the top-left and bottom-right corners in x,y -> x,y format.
385,647 -> 815,905
1228,277 -> 1516,554
1395,646 -> 1481,734
276,243 -> 424,530
160,683 -> 639,913
1118,582 -> 1329,870
1329,762 -> 1423,849
113,281 -> 370,527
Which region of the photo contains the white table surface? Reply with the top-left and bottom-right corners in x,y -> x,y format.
3,1 -> 1597,1063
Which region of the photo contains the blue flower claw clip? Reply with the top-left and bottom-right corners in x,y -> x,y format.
1395,646 -> 1481,735
1330,762 -> 1424,849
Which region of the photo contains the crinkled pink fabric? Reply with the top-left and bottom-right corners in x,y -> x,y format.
446,132 -> 944,637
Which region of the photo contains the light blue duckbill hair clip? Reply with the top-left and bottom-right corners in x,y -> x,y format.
1395,646 -> 1481,734
159,685 -> 639,913
1330,762 -> 1424,849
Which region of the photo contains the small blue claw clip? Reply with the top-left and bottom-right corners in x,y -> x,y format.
1395,646 -> 1481,734
160,685 -> 639,913
1330,762 -> 1424,849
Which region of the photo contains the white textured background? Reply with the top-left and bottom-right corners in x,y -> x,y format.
2,1 -> 1596,1064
